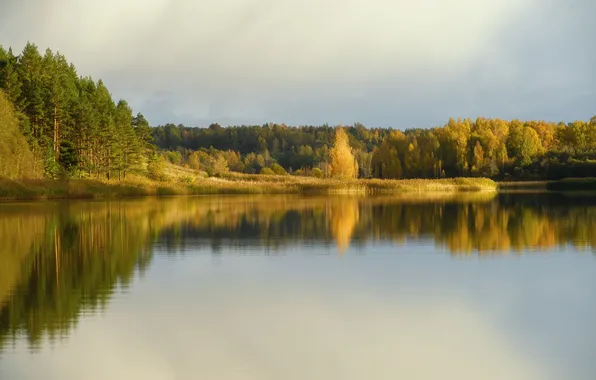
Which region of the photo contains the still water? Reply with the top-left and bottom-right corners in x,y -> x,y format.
0,193 -> 595,379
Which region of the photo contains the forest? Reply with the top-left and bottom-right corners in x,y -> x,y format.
0,42 -> 152,180
153,116 -> 596,180
1,42 -> 595,183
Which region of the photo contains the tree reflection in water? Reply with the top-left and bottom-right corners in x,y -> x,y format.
1,193 -> 595,351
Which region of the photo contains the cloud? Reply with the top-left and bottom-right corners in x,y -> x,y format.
0,0 -> 594,126
2,284 -> 547,380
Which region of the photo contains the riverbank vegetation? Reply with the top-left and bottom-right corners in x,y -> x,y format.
0,173 -> 496,200
1,41 -> 595,198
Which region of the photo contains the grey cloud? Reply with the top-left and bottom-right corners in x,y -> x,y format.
0,0 -> 594,127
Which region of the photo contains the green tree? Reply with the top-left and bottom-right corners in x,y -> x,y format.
132,112 -> 153,157
19,43 -> 46,141
41,49 -> 78,158
114,100 -> 139,179
0,48 -> 23,111
268,163 -> 289,176
94,80 -> 116,179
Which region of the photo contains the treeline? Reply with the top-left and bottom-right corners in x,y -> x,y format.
3,42 -> 594,182
0,42 -> 153,179
154,117 -> 596,180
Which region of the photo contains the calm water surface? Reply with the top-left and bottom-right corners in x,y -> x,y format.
0,193 -> 595,379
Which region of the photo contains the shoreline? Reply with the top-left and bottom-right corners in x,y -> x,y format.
4,176 -> 596,202
0,176 -> 497,201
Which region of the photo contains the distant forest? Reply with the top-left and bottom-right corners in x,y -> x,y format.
153,116 -> 596,180
1,42 -> 595,181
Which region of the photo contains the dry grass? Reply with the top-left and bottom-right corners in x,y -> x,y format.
0,170 -> 497,201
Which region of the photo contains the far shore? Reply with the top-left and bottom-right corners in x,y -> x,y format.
4,175 -> 596,202
0,175 -> 497,201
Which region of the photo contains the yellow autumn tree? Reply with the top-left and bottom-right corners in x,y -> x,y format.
329,127 -> 358,179
328,198 -> 359,254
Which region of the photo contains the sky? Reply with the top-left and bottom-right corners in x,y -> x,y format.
0,0 -> 594,128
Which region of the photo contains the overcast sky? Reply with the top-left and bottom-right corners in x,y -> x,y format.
0,0 -> 594,127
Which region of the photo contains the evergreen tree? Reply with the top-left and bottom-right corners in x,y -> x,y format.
41,50 -> 78,158
94,80 -> 116,179
114,100 -> 139,179
132,112 -> 153,156
18,42 -> 45,141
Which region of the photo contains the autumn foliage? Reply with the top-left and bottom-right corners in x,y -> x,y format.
329,127 -> 358,179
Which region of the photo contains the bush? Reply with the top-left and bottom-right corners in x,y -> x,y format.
269,163 -> 289,176
260,167 -> 275,175
178,175 -> 196,184
312,167 -> 324,178
147,156 -> 168,181
166,151 -> 182,165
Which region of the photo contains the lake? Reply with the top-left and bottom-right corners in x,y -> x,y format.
0,193 -> 595,379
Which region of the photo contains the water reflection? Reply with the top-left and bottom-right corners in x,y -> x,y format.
1,193 -> 596,355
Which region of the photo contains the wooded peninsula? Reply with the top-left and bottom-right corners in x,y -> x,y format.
1,43 -> 595,199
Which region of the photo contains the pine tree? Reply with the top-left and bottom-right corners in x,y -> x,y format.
73,77 -> 100,177
94,80 -> 116,179
114,100 -> 139,179
132,112 -> 153,157
42,50 -> 78,158
19,42 -> 46,141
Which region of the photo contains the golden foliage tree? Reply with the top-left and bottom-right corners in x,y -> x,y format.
328,198 -> 359,254
329,127 -> 358,179
471,141 -> 485,174
0,90 -> 41,179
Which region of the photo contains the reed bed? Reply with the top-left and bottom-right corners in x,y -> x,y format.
0,174 -> 497,201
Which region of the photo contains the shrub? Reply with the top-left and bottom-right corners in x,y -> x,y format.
178,175 -> 196,184
269,163 -> 289,176
260,167 -> 275,175
147,156 -> 168,181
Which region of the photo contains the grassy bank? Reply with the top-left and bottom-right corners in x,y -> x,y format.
0,174 -> 497,201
